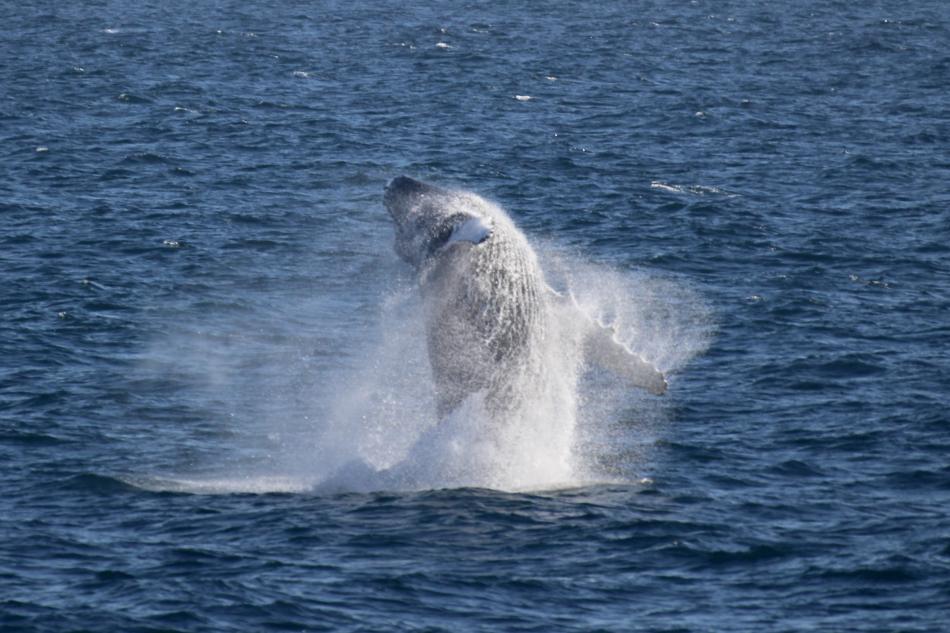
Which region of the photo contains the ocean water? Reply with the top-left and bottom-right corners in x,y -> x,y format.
2,1 -> 949,631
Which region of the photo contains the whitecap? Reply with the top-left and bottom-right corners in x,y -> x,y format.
650,181 -> 684,194
690,185 -> 737,197
81,278 -> 108,290
127,475 -> 315,495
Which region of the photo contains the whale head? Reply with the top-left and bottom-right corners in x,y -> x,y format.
384,176 -> 493,269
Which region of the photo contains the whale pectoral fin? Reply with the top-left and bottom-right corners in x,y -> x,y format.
447,216 -> 493,246
584,324 -> 668,395
547,286 -> 667,394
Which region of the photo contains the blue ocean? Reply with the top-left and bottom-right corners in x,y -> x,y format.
2,1 -> 949,631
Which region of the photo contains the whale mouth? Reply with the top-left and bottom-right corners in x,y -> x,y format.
386,175 -> 426,194
385,176 -> 441,225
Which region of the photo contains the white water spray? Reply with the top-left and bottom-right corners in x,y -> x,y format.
306,253 -> 712,493
133,191 -> 712,495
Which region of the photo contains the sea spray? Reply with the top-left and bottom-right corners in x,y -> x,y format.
310,277 -> 582,492
541,247 -> 715,482
134,219 -> 710,495
312,245 -> 713,492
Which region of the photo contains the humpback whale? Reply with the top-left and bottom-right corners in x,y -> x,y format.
383,176 -> 667,421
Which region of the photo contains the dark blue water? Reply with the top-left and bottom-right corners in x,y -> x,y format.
3,1 -> 949,631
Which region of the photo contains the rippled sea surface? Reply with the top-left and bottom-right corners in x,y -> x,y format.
3,1 -> 949,631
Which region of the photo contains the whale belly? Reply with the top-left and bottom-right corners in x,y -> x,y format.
424,243 -> 545,418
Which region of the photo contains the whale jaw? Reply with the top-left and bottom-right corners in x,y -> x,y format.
385,175 -> 437,198
384,176 -> 445,220
384,176 -> 495,269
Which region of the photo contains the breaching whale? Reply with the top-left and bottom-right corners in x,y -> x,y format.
383,176 -> 667,421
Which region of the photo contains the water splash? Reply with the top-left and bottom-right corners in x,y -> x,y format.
320,282 -> 585,492
134,211 -> 711,496
295,243 -> 711,494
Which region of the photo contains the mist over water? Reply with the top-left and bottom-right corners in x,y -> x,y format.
134,207 -> 712,495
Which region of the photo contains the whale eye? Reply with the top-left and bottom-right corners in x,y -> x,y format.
426,224 -> 455,257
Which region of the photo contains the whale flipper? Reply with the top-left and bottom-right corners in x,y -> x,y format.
549,287 -> 667,395
583,321 -> 667,395
447,216 -> 493,246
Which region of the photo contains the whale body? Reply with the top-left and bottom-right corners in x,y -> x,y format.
384,176 -> 546,417
384,176 -> 666,421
